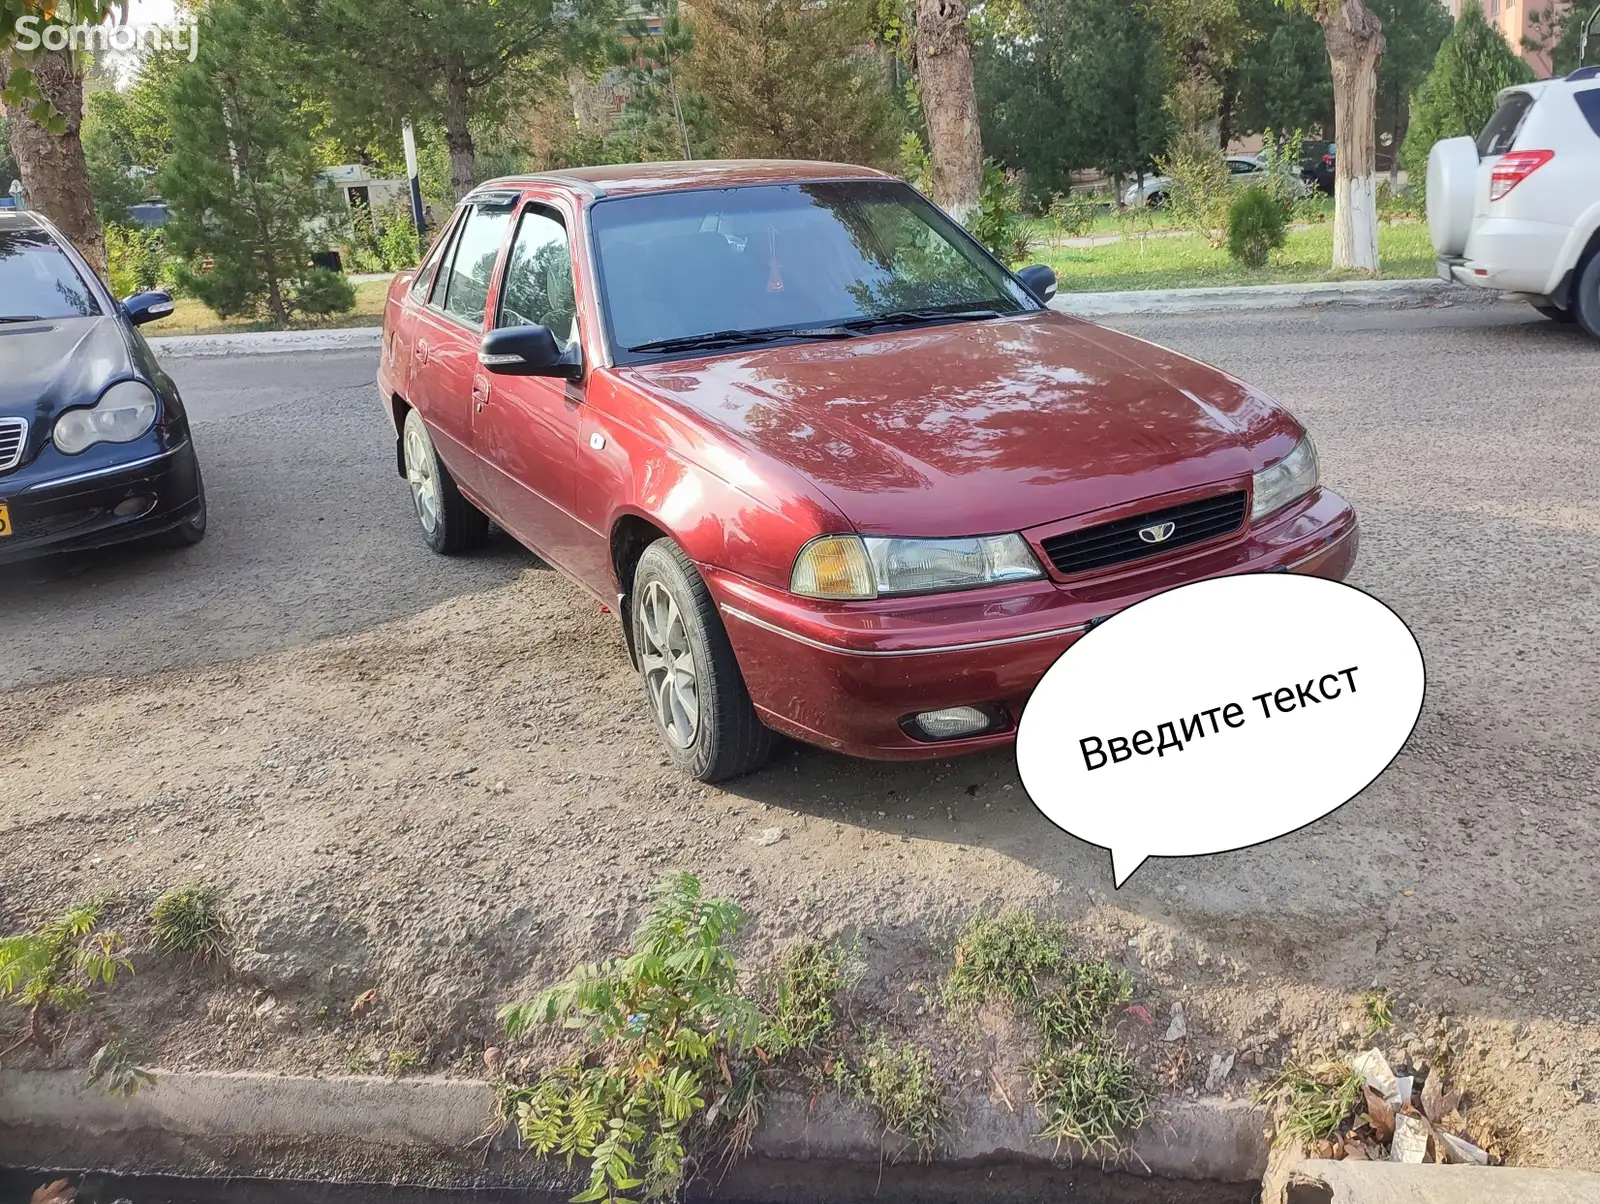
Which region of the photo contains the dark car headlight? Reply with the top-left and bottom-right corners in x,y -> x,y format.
53,381 -> 159,455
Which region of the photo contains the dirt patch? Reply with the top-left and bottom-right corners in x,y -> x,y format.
2,570 -> 1598,1168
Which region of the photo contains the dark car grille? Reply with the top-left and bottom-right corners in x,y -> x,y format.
1041,491 -> 1248,576
0,417 -> 25,473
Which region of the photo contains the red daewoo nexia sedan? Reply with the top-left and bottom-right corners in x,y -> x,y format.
378,161 -> 1357,781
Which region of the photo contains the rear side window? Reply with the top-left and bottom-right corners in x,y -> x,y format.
1478,92 -> 1535,157
1577,89 -> 1600,139
411,211 -> 464,300
439,204 -> 514,326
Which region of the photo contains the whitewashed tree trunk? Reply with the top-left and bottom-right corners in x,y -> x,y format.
1321,0 -> 1384,272
914,0 -> 982,224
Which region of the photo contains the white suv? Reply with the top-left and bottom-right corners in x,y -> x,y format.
1428,67 -> 1600,337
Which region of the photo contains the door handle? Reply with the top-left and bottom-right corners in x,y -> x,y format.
415,340 -> 430,365
472,376 -> 491,412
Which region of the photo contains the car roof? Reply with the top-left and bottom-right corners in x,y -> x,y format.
475,159 -> 897,199
0,210 -> 43,232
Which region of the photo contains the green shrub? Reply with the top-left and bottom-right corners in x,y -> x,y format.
1157,77 -> 1231,245
1227,188 -> 1289,269
970,160 -> 1034,264
149,885 -> 229,962
499,874 -> 767,1204
292,268 -> 358,317
105,224 -> 173,300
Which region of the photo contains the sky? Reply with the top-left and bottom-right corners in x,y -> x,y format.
125,0 -> 179,22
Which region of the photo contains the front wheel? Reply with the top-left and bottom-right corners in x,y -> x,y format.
632,539 -> 773,783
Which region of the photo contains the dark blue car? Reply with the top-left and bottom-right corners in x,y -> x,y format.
0,209 -> 206,564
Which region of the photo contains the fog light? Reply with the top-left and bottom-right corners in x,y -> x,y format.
910,706 -> 998,741
114,495 -> 153,518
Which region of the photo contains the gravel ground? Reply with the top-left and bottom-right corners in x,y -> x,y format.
3,300 -> 1598,1166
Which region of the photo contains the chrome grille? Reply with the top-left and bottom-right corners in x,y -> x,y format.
0,417 -> 26,474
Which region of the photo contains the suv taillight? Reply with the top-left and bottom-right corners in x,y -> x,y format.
1490,150 -> 1554,201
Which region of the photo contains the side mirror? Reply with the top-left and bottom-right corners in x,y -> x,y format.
123,290 -> 176,326
479,324 -> 582,379
1016,264 -> 1057,304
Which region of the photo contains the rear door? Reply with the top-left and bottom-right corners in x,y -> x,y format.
409,198 -> 517,499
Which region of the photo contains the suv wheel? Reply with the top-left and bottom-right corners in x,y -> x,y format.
402,408 -> 489,555
1574,252 -> 1600,341
631,539 -> 773,782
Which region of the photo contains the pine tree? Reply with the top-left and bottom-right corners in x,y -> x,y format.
684,0 -> 899,166
1401,3 -> 1535,203
160,0 -> 355,327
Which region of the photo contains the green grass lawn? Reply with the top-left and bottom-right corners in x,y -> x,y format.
153,280 -> 391,337
1025,220 -> 1435,293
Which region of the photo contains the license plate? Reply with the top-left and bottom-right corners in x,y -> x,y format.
0,503 -> 10,537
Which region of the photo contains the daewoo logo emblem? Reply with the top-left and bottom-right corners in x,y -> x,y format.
1139,521 -> 1177,544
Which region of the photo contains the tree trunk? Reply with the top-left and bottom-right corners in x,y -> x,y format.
443,68 -> 476,200
0,49 -> 105,275
1320,0 -> 1384,272
914,0 -> 982,223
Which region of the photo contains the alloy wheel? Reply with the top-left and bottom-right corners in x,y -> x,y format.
404,425 -> 440,535
638,579 -> 699,748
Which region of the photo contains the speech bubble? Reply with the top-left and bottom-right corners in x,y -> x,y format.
1016,574 -> 1425,887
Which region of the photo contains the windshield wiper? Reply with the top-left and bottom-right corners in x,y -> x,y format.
841,307 -> 1004,332
628,325 -> 856,354
0,315 -> 44,324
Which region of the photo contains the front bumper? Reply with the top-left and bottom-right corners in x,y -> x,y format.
707,488 -> 1358,761
0,440 -> 203,565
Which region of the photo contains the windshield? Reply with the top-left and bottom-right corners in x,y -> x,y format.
589,180 -> 1036,360
0,227 -> 100,320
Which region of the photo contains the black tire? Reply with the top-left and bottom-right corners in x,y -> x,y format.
1532,303 -> 1577,324
631,539 -> 773,783
1574,252 -> 1600,341
1147,192 -> 1167,209
402,408 -> 488,555
163,460 -> 207,548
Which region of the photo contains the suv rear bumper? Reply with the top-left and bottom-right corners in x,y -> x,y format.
1442,217 -> 1575,295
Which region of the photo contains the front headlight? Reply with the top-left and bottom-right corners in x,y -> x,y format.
1251,434 -> 1319,522
791,532 -> 1044,600
53,380 -> 159,455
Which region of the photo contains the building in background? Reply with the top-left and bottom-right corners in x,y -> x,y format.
1442,0 -> 1560,76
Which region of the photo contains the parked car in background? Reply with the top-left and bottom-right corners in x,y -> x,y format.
1123,155 -> 1311,208
0,210 -> 207,564
380,161 -> 1357,781
1299,141 -> 1397,195
1429,67 -> 1600,336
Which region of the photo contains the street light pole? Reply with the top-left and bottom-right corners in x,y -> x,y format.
1582,1 -> 1600,67
401,120 -> 427,252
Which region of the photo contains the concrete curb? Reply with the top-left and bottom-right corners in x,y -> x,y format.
146,327 -> 383,359
0,1068 -> 1262,1185
1284,1159 -> 1600,1203
1051,278 -> 1466,317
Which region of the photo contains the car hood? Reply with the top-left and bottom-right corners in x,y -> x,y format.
0,315 -> 135,426
618,311 -> 1301,537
